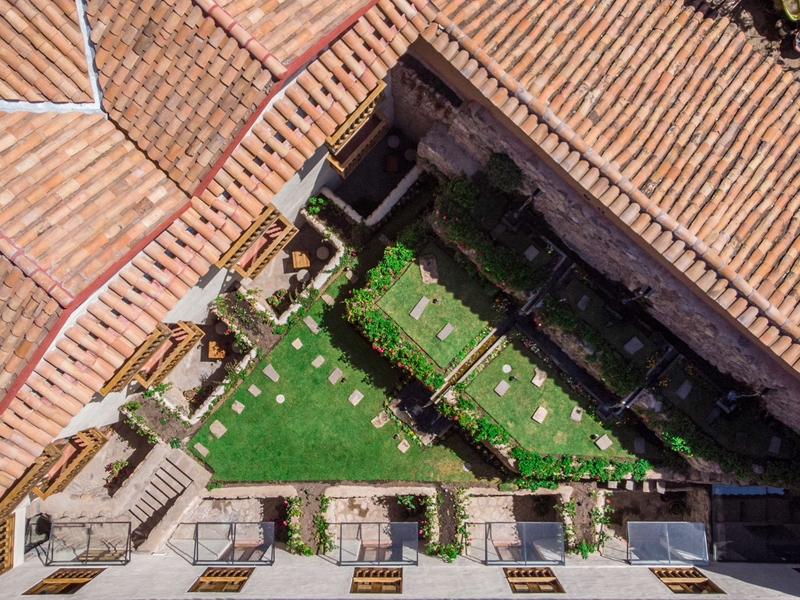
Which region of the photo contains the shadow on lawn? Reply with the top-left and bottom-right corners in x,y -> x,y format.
436,431 -> 504,482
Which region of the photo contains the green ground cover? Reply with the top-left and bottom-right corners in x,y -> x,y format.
377,243 -> 497,368
465,337 -> 651,459
190,275 -> 500,482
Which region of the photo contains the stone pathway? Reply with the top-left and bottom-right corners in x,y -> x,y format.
348,390 -> 363,406
292,338 -> 303,349
328,367 -> 343,385
210,421 -> 227,438
312,355 -> 325,368
232,401 -> 245,414
532,406 -> 548,423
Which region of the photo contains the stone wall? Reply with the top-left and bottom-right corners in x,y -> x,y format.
391,58 -> 458,142
392,63 -> 800,433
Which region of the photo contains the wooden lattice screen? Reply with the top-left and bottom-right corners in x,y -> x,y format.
99,322 -> 172,394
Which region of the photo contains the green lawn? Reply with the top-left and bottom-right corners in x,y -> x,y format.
190,275 -> 501,482
466,337 -> 648,459
377,243 -> 497,368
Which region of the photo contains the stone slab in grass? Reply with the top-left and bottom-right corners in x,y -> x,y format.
263,364 -> 280,382
532,406 -> 548,423
210,420 -> 227,439
437,323 -> 454,341
348,390 -> 364,406
524,245 -> 540,262
321,293 -> 335,306
570,406 -> 583,422
634,437 -> 646,455
595,434 -> 613,450
328,368 -> 343,385
194,443 -> 209,457
676,379 -> 693,400
232,401 -> 245,414
623,336 -> 644,355
490,222 -> 506,240
345,270 -> 358,283
410,296 -> 429,320
292,338 -> 303,349
419,254 -> 439,284
312,355 -> 325,368
248,384 -> 261,397
371,412 -> 390,428
378,233 -> 392,245
397,439 -> 411,453
625,480 -> 635,490
577,294 -> 590,311
531,367 -> 547,388
769,436 -> 782,455
304,315 -> 321,334
494,380 -> 510,397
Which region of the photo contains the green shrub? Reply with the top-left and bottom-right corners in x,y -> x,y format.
484,152 -> 522,193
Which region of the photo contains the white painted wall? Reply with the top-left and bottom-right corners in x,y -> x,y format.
271,145 -> 340,224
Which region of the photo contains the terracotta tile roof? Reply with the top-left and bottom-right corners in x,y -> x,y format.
400,0 -> 800,373
0,0 -> 93,103
0,110 -> 191,304
215,0 -> 370,64
0,258 -> 61,400
86,0 -> 281,192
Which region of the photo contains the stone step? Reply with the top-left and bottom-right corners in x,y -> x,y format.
153,468 -> 185,495
133,496 -> 157,518
160,461 -> 192,489
141,489 -> 167,512
148,477 -> 178,503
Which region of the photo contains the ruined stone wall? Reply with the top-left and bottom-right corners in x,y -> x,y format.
394,58 -> 800,432
391,59 -> 457,142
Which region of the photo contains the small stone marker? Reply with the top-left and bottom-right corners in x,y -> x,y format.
595,434 -> 613,451
524,245 -> 540,262
410,296 -> 429,320
623,336 -> 645,355
231,401 -> 245,414
263,364 -> 280,382
371,412 -> 390,428
276,394 -> 285,404
292,338 -> 303,349
494,380 -> 510,397
321,293 -> 335,306
463,462 -> 472,472
304,315 -> 321,334
348,390 -> 364,406
607,481 -> 619,490
642,481 -> 653,493
625,480 -> 636,491
570,406 -> 584,422
577,295 -> 590,311
437,323 -> 454,341
248,384 -> 261,397
328,367 -> 343,385
502,364 -> 512,374
676,380 -> 693,400
397,439 -> 411,453
769,436 -> 782,455
378,233 -> 392,246
194,443 -> 209,457
490,223 -> 506,240
345,270 -> 358,283
531,367 -> 547,388
210,420 -> 227,439
419,254 -> 439,284
532,406 -> 548,423
312,355 -> 326,368
634,437 -> 646,455
656,481 -> 666,494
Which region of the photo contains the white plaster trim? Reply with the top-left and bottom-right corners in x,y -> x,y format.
319,185 -> 364,224
74,0 -> 104,110
364,164 -> 422,226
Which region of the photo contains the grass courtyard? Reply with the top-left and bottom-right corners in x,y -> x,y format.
465,336 -> 648,459
190,275 -> 501,482
377,243 -> 498,368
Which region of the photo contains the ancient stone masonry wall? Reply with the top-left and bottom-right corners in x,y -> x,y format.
391,58 -> 458,142
412,95 -> 800,434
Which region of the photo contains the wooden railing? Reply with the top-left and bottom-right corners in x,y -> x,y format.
32,428 -> 109,500
0,514 -> 14,577
134,321 -> 204,388
235,214 -> 298,279
0,444 -> 62,520
99,323 -> 172,394
326,80 -> 386,154
215,205 -> 279,270
327,111 -> 389,178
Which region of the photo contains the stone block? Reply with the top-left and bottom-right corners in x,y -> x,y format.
248,384 -> 261,397
419,254 -> 439,284
231,401 -> 245,414
532,406 -> 548,423
437,323 -> 454,340
634,437 -> 646,455
263,364 -> 279,382
345,270 -> 358,283
524,245 -> 540,261
577,295 -> 590,311
494,380 -> 510,397
490,223 -> 506,240
304,315 -> 321,334
378,233 -> 392,246
624,336 -> 644,355
194,443 -> 209,457
625,480 -> 635,490
595,434 -> 613,450
312,355 -> 325,368
642,481 -> 652,493
328,367 -> 343,385
371,412 -> 390,428
410,296 -> 429,320
397,439 -> 411,453
570,406 -> 583,422
292,338 -> 303,349
348,390 -> 364,406
676,379 -> 693,400
607,481 -> 619,490
769,436 -> 782,455
531,367 -> 547,387
321,293 -> 335,306
210,420 -> 227,439
656,481 -> 666,494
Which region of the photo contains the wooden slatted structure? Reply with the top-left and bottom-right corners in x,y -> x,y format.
0,514 -> 14,577
99,323 -> 172,394
134,322 -> 204,388
0,444 -> 62,520
350,567 -> 403,594
23,567 -> 105,595
327,111 -> 388,178
188,567 -> 254,593
650,567 -> 725,594
326,80 -> 387,154
32,428 -> 109,500
234,214 -> 298,279
504,567 -> 564,594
